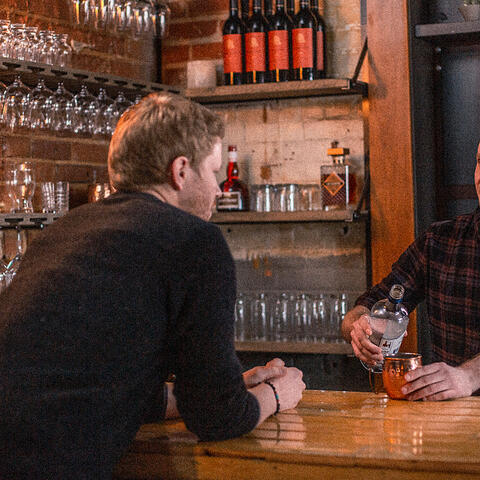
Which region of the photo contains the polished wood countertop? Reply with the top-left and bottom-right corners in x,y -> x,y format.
114,390 -> 480,479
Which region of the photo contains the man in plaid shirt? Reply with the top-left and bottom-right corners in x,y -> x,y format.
342,144 -> 480,401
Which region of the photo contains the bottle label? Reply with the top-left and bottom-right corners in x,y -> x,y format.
292,28 -> 313,69
268,30 -> 289,71
379,334 -> 405,357
217,192 -> 243,210
316,32 -> 324,71
245,32 -> 266,72
223,34 -> 243,74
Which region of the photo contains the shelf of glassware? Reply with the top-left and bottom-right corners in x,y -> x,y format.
211,209 -> 368,224
235,340 -> 353,354
0,56 -> 182,98
0,212 -> 65,229
185,78 -> 368,105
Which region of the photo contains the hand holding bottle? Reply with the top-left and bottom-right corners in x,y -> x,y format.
349,311 -> 384,367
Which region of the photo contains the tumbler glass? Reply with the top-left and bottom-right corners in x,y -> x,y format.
5,162 -> 36,213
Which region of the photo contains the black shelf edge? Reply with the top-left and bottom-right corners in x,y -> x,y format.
185,78 -> 368,105
0,57 -> 183,99
0,212 -> 66,229
415,21 -> 480,44
211,209 -> 369,224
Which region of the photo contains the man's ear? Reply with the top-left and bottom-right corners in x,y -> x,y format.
169,156 -> 190,191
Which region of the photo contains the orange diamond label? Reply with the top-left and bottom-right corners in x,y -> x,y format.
322,172 -> 345,197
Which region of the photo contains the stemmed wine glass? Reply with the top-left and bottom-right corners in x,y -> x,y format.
5,162 -> 36,213
4,228 -> 27,288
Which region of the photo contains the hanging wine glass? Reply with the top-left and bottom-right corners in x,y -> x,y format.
2,76 -> 31,132
5,162 -> 36,214
93,87 -> 113,138
4,228 -> 27,288
46,82 -> 74,136
105,91 -> 132,136
72,85 -> 99,136
28,79 -> 53,133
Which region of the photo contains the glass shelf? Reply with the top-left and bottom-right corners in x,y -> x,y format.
235,341 -> 353,355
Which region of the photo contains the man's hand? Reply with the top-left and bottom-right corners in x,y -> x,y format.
243,358 -> 287,388
402,362 -> 474,401
349,313 -> 383,367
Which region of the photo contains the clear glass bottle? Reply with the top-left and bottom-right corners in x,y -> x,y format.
368,284 -> 409,372
320,141 -> 357,210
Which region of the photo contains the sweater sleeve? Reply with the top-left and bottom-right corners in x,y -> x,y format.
169,222 -> 260,441
355,231 -> 428,314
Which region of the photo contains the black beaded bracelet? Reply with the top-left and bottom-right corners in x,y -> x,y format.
264,380 -> 280,415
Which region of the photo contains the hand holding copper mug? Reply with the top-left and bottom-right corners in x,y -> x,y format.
382,353 -> 422,399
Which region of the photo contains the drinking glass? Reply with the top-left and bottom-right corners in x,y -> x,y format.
9,24 -> 26,60
294,293 -> 311,341
23,26 -> 39,62
106,91 -> 132,135
0,20 -> 12,58
251,292 -> 268,341
58,33 -> 73,67
47,82 -> 74,135
271,292 -> 291,341
93,88 -> 113,137
235,293 -> 247,341
73,85 -> 99,136
311,293 -> 328,341
0,80 -> 7,128
2,76 -> 31,132
0,231 -> 7,294
5,162 -> 36,213
39,31 -> 56,64
4,228 -> 26,287
28,79 -> 53,132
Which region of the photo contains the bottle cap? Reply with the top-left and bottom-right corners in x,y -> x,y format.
388,284 -> 405,302
327,140 -> 350,157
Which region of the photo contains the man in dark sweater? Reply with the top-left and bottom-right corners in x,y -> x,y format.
0,93 -> 305,479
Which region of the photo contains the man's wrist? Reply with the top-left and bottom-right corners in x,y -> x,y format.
459,353 -> 480,394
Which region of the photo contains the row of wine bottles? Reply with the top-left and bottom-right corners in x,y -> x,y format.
223,0 -> 326,85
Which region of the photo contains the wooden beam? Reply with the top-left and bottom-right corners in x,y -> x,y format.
367,1 -> 417,352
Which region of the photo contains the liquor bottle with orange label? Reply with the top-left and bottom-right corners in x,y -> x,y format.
217,146 -> 250,211
223,0 -> 245,86
268,0 -> 293,82
320,141 -> 357,210
245,0 -> 269,83
292,0 -> 316,81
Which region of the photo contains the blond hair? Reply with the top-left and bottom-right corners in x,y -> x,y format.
108,92 -> 224,191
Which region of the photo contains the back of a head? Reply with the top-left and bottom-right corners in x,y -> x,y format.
108,93 -> 225,192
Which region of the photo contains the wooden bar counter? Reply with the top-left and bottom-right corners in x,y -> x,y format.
114,390 -> 480,479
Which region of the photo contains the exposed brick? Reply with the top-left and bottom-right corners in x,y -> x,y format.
191,42 -> 223,60
0,135 -> 31,158
162,45 -> 190,65
71,141 -> 109,165
162,67 -> 187,87
55,163 -> 95,183
31,138 -> 72,162
168,19 -> 219,41
190,0 -> 228,16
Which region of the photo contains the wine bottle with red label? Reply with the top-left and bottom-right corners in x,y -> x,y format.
268,0 -> 293,82
310,0 -> 326,79
223,0 -> 245,86
245,0 -> 269,84
292,0 -> 316,81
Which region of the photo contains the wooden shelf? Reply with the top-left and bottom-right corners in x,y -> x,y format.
235,341 -> 353,354
416,21 -> 480,44
211,209 -> 367,224
185,78 -> 367,105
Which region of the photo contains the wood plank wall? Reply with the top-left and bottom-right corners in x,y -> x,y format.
367,1 -> 417,352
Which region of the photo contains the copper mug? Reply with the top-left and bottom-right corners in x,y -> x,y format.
382,353 -> 422,399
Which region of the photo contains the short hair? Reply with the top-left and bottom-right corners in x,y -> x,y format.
108,92 -> 225,191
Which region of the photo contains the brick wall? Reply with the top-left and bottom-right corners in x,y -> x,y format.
0,0 -> 156,211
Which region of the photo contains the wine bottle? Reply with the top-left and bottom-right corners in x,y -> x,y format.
368,285 -> 409,372
286,0 -> 295,18
268,0 -> 292,82
240,0 -> 249,23
264,0 -> 274,24
292,0 -> 316,81
245,0 -> 269,84
310,0 -> 326,79
223,0 -> 245,86
217,146 -> 250,211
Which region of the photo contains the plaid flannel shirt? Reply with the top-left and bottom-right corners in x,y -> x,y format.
356,208 -> 480,367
